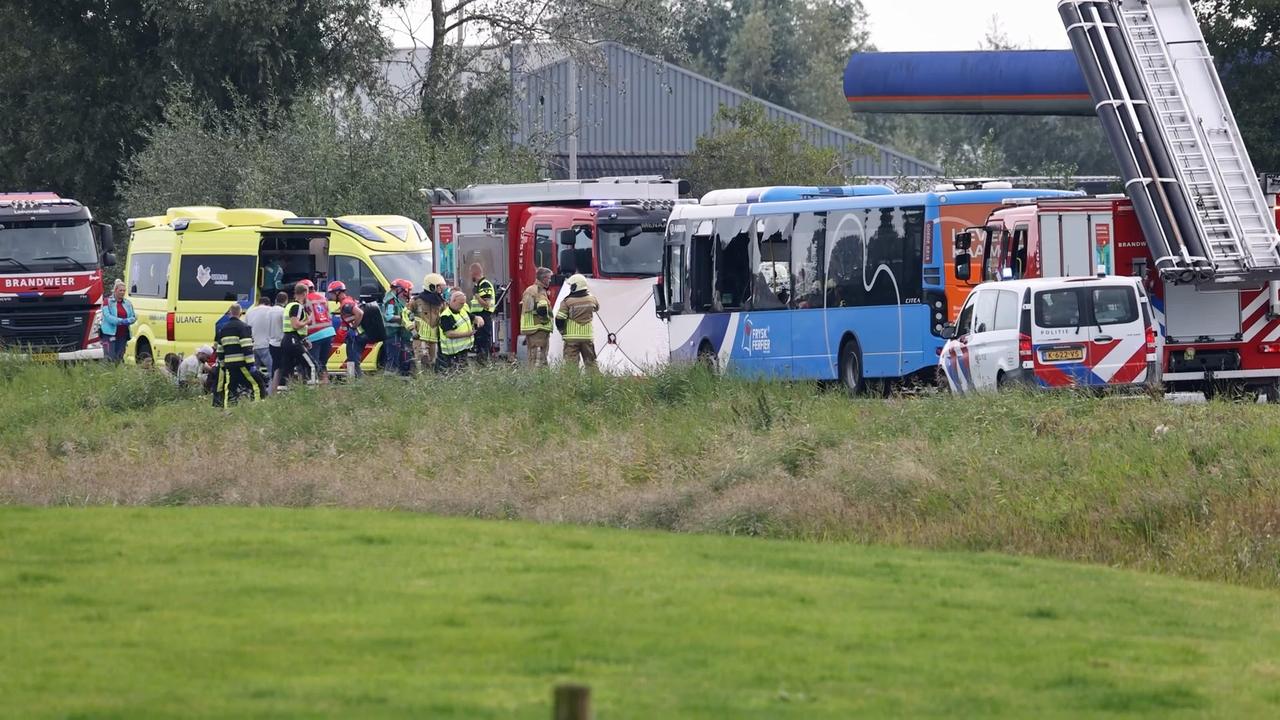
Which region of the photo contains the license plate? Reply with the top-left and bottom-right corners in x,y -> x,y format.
1041,347 -> 1085,362
31,352 -> 58,363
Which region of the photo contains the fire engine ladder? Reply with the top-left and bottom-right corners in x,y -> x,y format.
1117,0 -> 1280,285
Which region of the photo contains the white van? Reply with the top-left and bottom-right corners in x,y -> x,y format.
939,276 -> 1158,393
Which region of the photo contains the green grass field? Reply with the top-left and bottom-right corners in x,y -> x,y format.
2,361 -> 1280,586
3,360 -> 1280,588
3,507 -> 1280,719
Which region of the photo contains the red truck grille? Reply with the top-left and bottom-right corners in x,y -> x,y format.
0,308 -> 89,352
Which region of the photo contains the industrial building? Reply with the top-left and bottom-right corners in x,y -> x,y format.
379,42 -> 941,180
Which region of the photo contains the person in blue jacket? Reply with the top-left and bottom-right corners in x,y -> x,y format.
100,279 -> 136,363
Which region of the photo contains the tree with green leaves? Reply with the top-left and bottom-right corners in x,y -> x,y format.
118,88 -> 538,225
669,0 -> 870,126
0,0 -> 390,224
385,0 -> 680,139
684,104 -> 847,196
1198,0 -> 1280,171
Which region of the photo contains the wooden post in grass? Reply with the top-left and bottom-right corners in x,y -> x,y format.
553,684 -> 591,720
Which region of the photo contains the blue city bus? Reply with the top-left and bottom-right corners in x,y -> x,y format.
660,187 -> 1077,391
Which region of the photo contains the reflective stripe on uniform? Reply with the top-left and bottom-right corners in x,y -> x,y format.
438,306 -> 474,356
469,278 -> 496,315
556,295 -> 597,341
520,286 -> 553,334
217,335 -> 250,364
282,302 -> 306,334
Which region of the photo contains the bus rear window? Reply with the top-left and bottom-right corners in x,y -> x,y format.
177,255 -> 257,302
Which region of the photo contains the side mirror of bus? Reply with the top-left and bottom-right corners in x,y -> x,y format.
940,323 -> 957,340
101,251 -> 117,268
954,231 -> 972,252
954,254 -> 972,282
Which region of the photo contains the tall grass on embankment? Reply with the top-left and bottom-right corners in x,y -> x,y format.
2,358 -> 1278,588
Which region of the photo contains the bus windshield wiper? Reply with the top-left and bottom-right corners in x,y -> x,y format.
31,255 -> 88,271
0,256 -> 32,272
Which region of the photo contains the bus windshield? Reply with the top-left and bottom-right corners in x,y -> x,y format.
598,223 -> 665,277
371,251 -> 433,291
0,220 -> 98,272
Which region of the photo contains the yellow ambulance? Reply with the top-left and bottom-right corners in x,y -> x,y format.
123,206 -> 432,370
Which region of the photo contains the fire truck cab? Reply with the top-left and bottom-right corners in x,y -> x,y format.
0,193 -> 117,360
424,177 -> 687,358
955,195 -> 1280,400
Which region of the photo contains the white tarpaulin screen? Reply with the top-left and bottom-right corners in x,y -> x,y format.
548,277 -> 671,375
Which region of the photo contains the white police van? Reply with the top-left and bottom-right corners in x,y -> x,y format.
940,275 -> 1158,393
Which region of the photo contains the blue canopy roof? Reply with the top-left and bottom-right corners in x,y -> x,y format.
845,50 -> 1093,116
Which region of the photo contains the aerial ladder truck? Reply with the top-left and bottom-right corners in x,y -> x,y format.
998,0 -> 1280,397
1060,0 -> 1280,288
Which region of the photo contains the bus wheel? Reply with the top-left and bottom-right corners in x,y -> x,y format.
868,378 -> 892,398
697,342 -> 719,375
135,339 -> 153,367
839,340 -> 865,396
1266,382 -> 1280,404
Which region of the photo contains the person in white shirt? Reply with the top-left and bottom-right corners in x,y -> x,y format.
266,291 -> 287,391
177,346 -> 216,392
244,294 -> 277,382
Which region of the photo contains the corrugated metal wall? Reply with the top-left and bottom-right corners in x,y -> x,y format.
512,43 -> 940,177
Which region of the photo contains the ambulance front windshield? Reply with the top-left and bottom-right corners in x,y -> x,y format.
371,251 -> 433,292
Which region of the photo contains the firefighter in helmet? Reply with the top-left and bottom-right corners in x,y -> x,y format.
412,273 -> 447,371
555,274 -> 599,370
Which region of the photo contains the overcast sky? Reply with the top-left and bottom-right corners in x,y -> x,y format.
863,0 -> 1069,50
382,1 -> 1071,51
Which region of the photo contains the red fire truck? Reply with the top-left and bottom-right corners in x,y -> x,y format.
955,193 -> 1280,400
424,177 -> 687,359
0,193 -> 117,360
